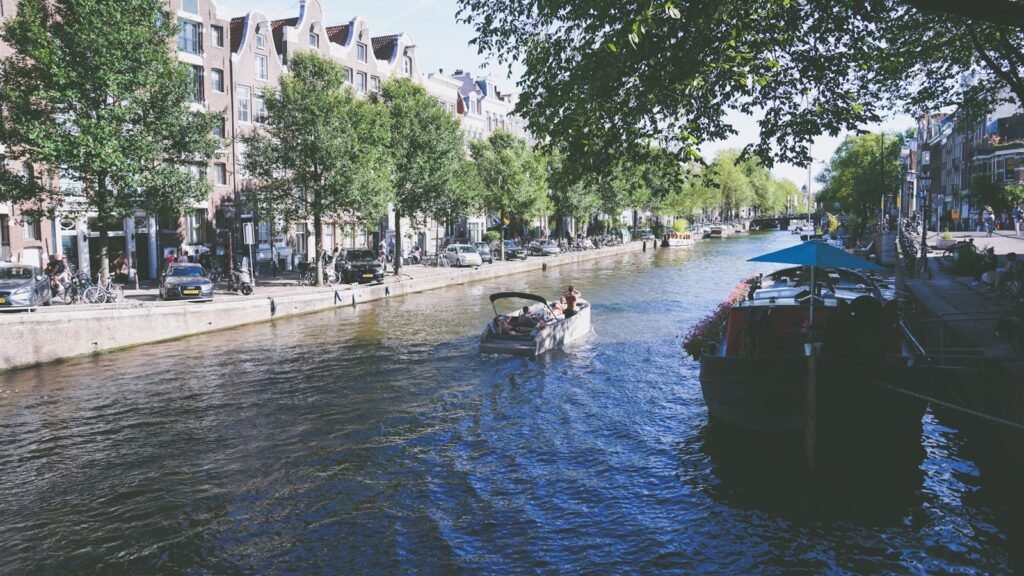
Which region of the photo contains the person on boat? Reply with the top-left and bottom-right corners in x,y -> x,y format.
993,252 -> 1024,293
550,296 -> 568,318
562,285 -> 581,317
973,247 -> 998,284
514,306 -> 538,330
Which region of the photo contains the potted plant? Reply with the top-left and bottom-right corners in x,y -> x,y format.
935,227 -> 956,250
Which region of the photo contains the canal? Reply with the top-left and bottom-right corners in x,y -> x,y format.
1,232 -> 1019,574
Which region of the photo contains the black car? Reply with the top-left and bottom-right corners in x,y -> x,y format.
338,248 -> 385,283
474,242 -> 494,264
159,264 -> 214,301
502,240 -> 528,260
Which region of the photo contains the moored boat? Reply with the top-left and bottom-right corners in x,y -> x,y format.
662,231 -> 695,248
690,242 -> 930,444
480,292 -> 591,356
708,225 -> 724,238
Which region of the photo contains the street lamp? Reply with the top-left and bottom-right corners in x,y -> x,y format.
918,174 -> 931,278
221,197 -> 236,289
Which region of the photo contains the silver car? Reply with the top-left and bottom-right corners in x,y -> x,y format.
529,240 -> 562,256
160,264 -> 214,301
444,244 -> 483,267
0,263 -> 52,310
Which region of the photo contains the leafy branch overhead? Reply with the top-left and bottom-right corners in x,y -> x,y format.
457,0 -> 1024,174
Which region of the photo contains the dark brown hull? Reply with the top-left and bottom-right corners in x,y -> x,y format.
699,355 -> 927,442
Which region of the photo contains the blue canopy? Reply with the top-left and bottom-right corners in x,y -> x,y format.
748,240 -> 882,270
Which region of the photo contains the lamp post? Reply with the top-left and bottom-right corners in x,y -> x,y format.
918,174 -> 931,278
221,197 -> 236,290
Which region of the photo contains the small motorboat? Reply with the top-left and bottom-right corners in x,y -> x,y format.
708,226 -> 724,238
480,292 -> 591,356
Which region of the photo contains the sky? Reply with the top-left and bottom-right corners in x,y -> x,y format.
213,0 -> 913,190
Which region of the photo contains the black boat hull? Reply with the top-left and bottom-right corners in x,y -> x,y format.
699,355 -> 927,442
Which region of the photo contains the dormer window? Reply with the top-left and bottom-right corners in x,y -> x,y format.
403,56 -> 412,76
182,0 -> 199,15
256,33 -> 266,50
356,42 -> 367,63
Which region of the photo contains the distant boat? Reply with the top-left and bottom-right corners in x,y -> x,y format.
662,231 -> 695,247
708,225 -> 724,238
480,292 -> 591,356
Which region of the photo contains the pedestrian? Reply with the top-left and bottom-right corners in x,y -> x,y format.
178,250 -> 190,263
164,250 -> 176,269
983,206 -> 995,237
1014,203 -> 1023,236
378,239 -> 388,271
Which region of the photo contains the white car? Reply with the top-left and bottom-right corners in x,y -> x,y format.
444,244 -> 483,267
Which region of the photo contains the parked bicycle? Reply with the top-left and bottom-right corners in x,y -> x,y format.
83,276 -> 124,304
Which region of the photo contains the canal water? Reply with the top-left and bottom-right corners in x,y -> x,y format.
1,232 -> 1019,574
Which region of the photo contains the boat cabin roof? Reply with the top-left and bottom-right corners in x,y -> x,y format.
739,266 -> 881,308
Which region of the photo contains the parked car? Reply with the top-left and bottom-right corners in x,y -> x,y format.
474,242 -> 494,264
0,263 -> 51,310
528,239 -> 562,256
444,244 -> 483,267
338,248 -> 385,283
638,229 -> 656,241
502,240 -> 528,261
159,263 -> 213,301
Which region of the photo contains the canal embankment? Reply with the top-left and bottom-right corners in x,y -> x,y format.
3,242 -> 643,371
898,237 -> 1024,474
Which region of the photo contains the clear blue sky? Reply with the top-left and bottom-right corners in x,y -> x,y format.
214,0 -> 911,190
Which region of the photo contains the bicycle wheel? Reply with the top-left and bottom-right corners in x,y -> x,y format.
440,257 -> 450,268
82,286 -> 105,304
109,285 -> 125,303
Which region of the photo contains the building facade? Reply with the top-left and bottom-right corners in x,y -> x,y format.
1,0 -> 536,272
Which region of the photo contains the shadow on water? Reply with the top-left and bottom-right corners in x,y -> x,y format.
686,419 -> 926,524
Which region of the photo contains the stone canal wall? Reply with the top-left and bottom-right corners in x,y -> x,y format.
3,242 -> 643,371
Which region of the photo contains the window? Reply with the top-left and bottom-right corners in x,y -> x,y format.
356,42 -> 367,62
1,215 -> 9,251
370,76 -> 380,92
178,19 -> 203,54
355,72 -> 366,94
211,68 -> 224,92
182,0 -> 199,14
187,209 -> 207,244
343,67 -> 353,84
237,85 -> 250,122
212,116 -> 225,138
309,32 -> 319,48
21,215 -> 40,241
213,163 -> 227,186
211,25 -> 224,48
1007,157 -> 1017,181
188,65 -> 204,103
255,55 -> 268,81
253,93 -> 267,124
403,56 -> 412,76
255,33 -> 266,50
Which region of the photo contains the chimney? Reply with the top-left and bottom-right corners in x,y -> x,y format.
297,0 -> 306,22
439,68 -> 444,75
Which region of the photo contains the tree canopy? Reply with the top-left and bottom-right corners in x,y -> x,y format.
815,132 -> 902,235
457,0 -> 1024,175
241,52 -> 392,285
470,131 -> 549,233
0,0 -> 219,279
374,77 -> 468,273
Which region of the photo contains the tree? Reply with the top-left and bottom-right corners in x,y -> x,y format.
546,149 -> 600,239
241,52 -> 392,286
457,0 -> 1024,175
816,132 -> 902,238
0,0 -> 219,282
470,131 -> 548,257
375,78 -> 467,274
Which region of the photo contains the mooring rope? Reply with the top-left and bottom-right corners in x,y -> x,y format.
873,380 -> 1024,431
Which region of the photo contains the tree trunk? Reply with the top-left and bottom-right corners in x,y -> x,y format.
394,208 -> 402,276
98,227 -> 109,286
313,210 -> 323,288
